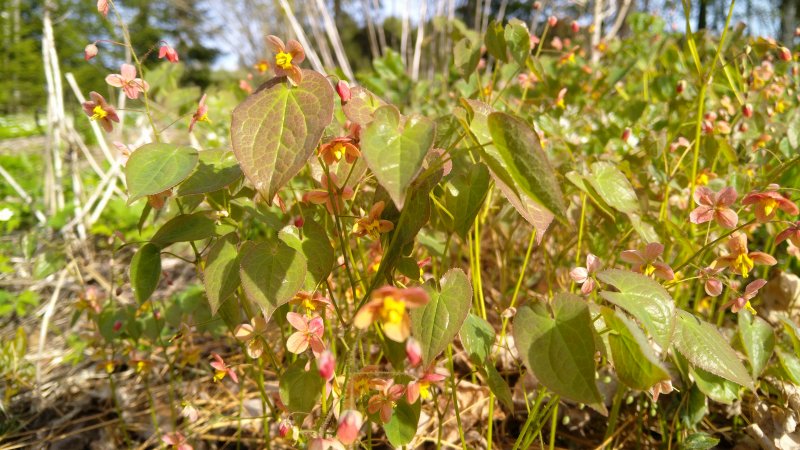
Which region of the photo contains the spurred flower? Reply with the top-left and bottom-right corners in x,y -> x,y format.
303,173 -> 354,215
181,402 -> 199,423
776,221 -> 800,247
689,186 -> 738,228
286,312 -> 325,356
84,43 -> 98,61
548,16 -> 558,27
308,438 -> 345,450
367,379 -> 405,423
162,432 -> 192,450
353,201 -> 394,239
779,46 -> 792,61
278,419 -> 292,438
82,91 -> 119,133
318,349 -> 335,380
406,368 -> 447,403
742,189 -> 798,222
319,137 -> 360,165
714,233 -> 776,277
158,44 -> 179,63
336,410 -> 364,445
650,379 -> 673,402
97,0 -> 109,16
406,337 -> 422,367
570,253 -> 601,294
725,279 -> 767,314
620,242 -> 675,280
290,291 -> 334,317
699,266 -> 725,297
336,80 -> 351,103
189,94 -> 210,132
106,63 -> 149,100
353,286 -> 429,342
210,353 -> 238,383
233,316 -> 268,359
267,35 -> 305,85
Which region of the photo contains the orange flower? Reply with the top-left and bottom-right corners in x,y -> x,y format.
353,286 -> 429,342
742,189 -> 799,223
367,379 -> 405,423
303,173 -> 354,215
267,35 -> 305,85
714,233 -> 776,277
319,137 -> 360,165
353,201 -> 394,239
234,316 -> 268,359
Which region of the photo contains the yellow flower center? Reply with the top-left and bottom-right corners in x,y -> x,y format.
198,113 -> 209,123
302,298 -> 317,314
91,105 -> 108,120
419,381 -> 432,400
734,253 -> 754,277
744,301 -> 757,315
380,296 -> 406,326
696,173 -> 709,186
763,198 -> 778,218
643,264 -> 656,277
332,143 -> 346,161
276,51 -> 293,69
213,370 -> 227,382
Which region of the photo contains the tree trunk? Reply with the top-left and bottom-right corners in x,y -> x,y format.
780,0 -> 799,44
697,0 -> 709,30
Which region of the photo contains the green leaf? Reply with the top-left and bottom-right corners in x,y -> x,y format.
776,346 -> 800,384
278,221 -> 334,290
279,360 -> 324,414
504,19 -> 531,65
485,364 -> 513,411
484,20 -> 507,62
384,400 -> 420,446
410,269 -> 473,366
342,86 -> 385,125
231,70 -> 334,203
738,311 -> 775,377
151,212 -> 218,247
239,238 -> 307,320
597,270 -> 675,349
565,171 -> 616,220
130,243 -> 161,303
586,162 -> 640,215
691,367 -> 739,404
601,307 -> 669,390
125,143 -> 198,203
513,293 -> 603,406
202,233 -> 240,315
684,433 -> 720,450
488,112 -> 566,219
673,309 -> 753,389
460,313 -> 495,365
446,162 -> 491,239
361,105 -> 436,209
177,149 -> 242,196
453,37 -> 481,77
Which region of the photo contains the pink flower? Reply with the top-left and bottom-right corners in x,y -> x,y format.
158,44 -> 179,63
725,279 -> 767,314
303,173 -> 354,215
233,315 -> 268,359
406,337 -> 422,367
742,189 -> 799,222
776,221 -> 800,247
239,79 -> 253,94
82,91 -> 119,133
318,349 -> 335,380
353,286 -> 429,342
278,419 -> 292,438
84,43 -> 98,61
308,438 -> 345,450
210,353 -> 238,383
689,186 -> 738,229
367,379 -> 405,423
286,312 -> 325,356
548,16 -> 558,27
714,233 -> 776,277
353,201 -> 393,239
699,266 -> 725,297
97,0 -> 109,17
319,137 -> 360,165
650,379 -> 673,402
267,35 -> 306,86
188,94 -> 209,132
336,410 -> 364,444
571,21 -> 580,33
406,368 -> 447,403
779,46 -> 792,61
162,432 -> 192,450
336,80 -> 351,103
570,253 -> 601,294
180,403 -> 199,423
620,242 -> 675,280
105,64 -> 149,100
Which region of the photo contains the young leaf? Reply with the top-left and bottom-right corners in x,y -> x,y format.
410,269 -> 473,366
453,37 -> 481,77
597,269 -> 675,349
504,19 -> 531,65
239,238 -> 307,320
230,70 -> 334,204
485,364 -> 513,411
585,162 -> 640,215
776,346 -> 800,384
738,311 -> 775,378
278,221 -> 334,290
446,162 -> 491,239
460,313 -> 495,366
130,243 -> 161,303
150,212 -> 218,247
513,293 -> 604,407
125,143 -> 198,203
484,20 -> 507,62
361,105 -> 436,209
203,233 -> 240,315
342,85 -> 385,125
690,367 -> 739,404
384,400 -> 421,446
177,149 -> 242,196
684,433 -> 720,450
601,307 -> 669,390
279,360 -> 324,414
673,309 -> 753,389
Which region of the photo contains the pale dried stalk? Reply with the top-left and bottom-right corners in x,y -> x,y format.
313,0 -> 354,80
278,0 -> 325,73
36,268 -> 68,403
305,0 -> 336,69
411,0 -> 428,81
591,0 -> 604,62
0,164 -> 47,224
605,0 -> 633,41
362,0 -> 380,59
401,1 -> 410,66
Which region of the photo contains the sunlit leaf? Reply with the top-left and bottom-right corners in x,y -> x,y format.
126,143 -> 198,203
177,149 -> 242,196
203,233 -> 239,315
130,243 -> 161,303
738,311 -> 774,378
151,212 -> 218,247
460,313 -> 494,366
601,307 -> 669,390
279,360 -> 324,414
445,162 -> 491,239
586,162 -> 640,215
384,400 -> 420,446
239,238 -> 307,320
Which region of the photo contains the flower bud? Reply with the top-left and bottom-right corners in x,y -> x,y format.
532,1 -> 542,10
621,127 -> 631,142
336,410 -> 364,444
318,350 -> 335,380
84,43 -> 99,61
336,80 -> 351,103
406,337 -> 422,367
571,21 -> 580,33
739,122 -> 748,133
742,103 -> 753,118
158,44 -> 179,63
779,46 -> 792,61
676,80 -> 685,94
278,419 -> 291,438
548,16 -> 558,27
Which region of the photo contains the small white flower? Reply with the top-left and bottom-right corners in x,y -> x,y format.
0,208 -> 14,222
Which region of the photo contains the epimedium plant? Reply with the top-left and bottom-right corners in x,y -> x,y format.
80,1 -> 800,448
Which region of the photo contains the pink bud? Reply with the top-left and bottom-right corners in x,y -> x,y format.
739,122 -> 749,132
84,43 -> 98,61
702,120 -> 714,134
621,127 -> 631,142
97,0 -> 109,17
779,46 -> 792,61
113,320 -> 122,332
676,80 -> 685,94
548,16 -> 558,27
406,338 -> 422,367
571,21 -> 580,33
532,1 -> 542,10
336,410 -> 364,445
293,215 -> 305,228
158,44 -> 179,63
742,103 -> 753,118
795,27 -> 800,37
318,350 -> 335,380
278,419 -> 291,438
336,80 -> 351,103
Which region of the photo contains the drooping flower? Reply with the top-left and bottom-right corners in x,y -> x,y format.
406,368 -> 447,403
308,438 -> 346,450
181,402 -> 199,423
162,432 -> 192,450
714,233 -> 777,277
84,43 -> 98,61
650,379 -> 673,402
725,279 -> 767,314
278,419 -> 292,438
547,16 -> 558,27
353,286 -> 429,342
742,189 -> 799,222
148,189 -> 172,210
367,379 -> 405,423
286,312 -> 325,356
336,80 -> 351,103
158,44 -> 179,63
620,242 -> 675,280
406,337 -> 422,367
776,221 -> 800,247
353,201 -> 394,239
570,253 -> 601,294
210,353 -> 238,383
318,349 -> 335,380
290,291 -> 334,317
779,46 -> 792,61
82,91 -> 119,133
303,173 -> 354,215
699,266 -> 725,297
105,63 -> 149,100
319,137 -> 360,165
336,410 -> 364,445
97,0 -> 109,17
189,94 -> 210,132
233,315 -> 268,359
239,79 -> 253,94
554,87 -> 567,109
267,35 -> 305,85
689,186 -> 738,229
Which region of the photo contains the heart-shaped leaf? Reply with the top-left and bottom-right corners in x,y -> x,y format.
673,309 -> 753,389
203,233 -> 240,315
738,311 -> 775,378
231,70 -> 334,203
384,399 -> 420,446
278,221 -> 334,291
460,313 -> 495,366
342,86 -> 385,125
597,269 -> 675,349
513,293 -> 603,407
446,162 -> 491,239
177,149 -> 242,196
126,143 -> 198,203
484,20 -> 507,62
279,360 -> 324,414
601,307 -> 669,390
410,269 -> 473,366
361,105 -> 436,209
130,243 -> 161,303
453,37 -> 481,77
239,238 -> 307,320
585,162 -> 640,215
691,367 -> 739,404
504,19 -> 531,65
151,212 -> 218,247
